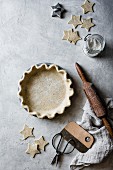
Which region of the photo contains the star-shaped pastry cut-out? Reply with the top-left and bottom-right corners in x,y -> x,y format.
35,136 -> 49,151
81,0 -> 95,14
62,30 -> 69,40
68,29 -> 81,44
68,15 -> 82,28
81,18 -> 95,31
26,143 -> 40,158
20,124 -> 34,140
62,29 -> 81,44
51,3 -> 65,18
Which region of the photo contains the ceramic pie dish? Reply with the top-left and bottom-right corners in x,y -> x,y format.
18,63 -> 74,119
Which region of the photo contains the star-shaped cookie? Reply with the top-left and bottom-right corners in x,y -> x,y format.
26,143 -> 40,158
81,18 -> 95,31
20,124 -> 34,140
35,136 -> 49,151
62,29 -> 81,44
68,29 -> 81,44
68,15 -> 82,28
62,30 -> 69,40
81,0 -> 95,14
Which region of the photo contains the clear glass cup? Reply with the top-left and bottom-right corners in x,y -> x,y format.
83,34 -> 105,58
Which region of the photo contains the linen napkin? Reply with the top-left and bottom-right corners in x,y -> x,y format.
70,98 -> 113,170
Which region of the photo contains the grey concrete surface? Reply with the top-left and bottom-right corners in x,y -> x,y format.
0,0 -> 113,170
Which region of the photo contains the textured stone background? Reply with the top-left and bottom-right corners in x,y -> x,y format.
0,0 -> 113,170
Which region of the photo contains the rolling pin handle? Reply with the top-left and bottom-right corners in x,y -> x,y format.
75,63 -> 87,83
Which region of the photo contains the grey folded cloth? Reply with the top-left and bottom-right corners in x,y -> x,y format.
70,98 -> 113,170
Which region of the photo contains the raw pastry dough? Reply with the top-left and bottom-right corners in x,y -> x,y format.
68,15 -> 82,28
20,124 -> 34,140
62,30 -> 69,40
35,136 -> 49,151
26,143 -> 40,158
81,18 -> 95,31
62,29 -> 81,44
81,0 -> 95,14
18,64 -> 74,119
68,29 -> 81,44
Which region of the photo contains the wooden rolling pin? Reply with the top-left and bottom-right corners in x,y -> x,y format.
75,63 -> 113,138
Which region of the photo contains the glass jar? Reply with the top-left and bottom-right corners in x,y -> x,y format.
83,34 -> 105,58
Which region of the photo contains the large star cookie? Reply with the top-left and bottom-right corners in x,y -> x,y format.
20,124 -> 34,140
26,143 -> 40,158
62,29 -> 81,44
35,136 -> 49,151
68,29 -> 81,44
68,15 -> 82,28
81,18 -> 95,31
81,0 -> 95,14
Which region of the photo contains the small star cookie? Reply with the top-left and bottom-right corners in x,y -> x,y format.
68,29 -> 81,44
35,136 -> 49,151
62,29 -> 81,44
81,0 -> 95,14
20,124 -> 34,140
62,30 -> 69,40
26,143 -> 40,158
81,18 -> 95,31
68,15 -> 82,28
